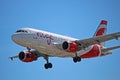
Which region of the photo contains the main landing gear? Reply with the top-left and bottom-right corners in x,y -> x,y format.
44,56 -> 52,69
27,47 -> 31,52
27,47 -> 52,69
73,57 -> 81,63
73,53 -> 81,63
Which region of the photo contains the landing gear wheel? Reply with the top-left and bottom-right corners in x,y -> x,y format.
73,57 -> 81,63
44,63 -> 52,69
73,57 -> 78,63
44,64 -> 48,69
48,63 -> 52,68
44,55 -> 53,69
77,57 -> 81,62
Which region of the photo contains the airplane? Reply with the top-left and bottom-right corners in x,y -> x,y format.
9,20 -> 120,69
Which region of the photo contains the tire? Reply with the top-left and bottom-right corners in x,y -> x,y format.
44,64 -> 48,69
48,63 -> 52,68
73,57 -> 78,63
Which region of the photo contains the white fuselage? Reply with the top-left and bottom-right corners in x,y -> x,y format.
12,28 -> 93,58
10,20 -> 120,69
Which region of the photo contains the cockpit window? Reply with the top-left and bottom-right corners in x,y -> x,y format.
16,30 -> 28,33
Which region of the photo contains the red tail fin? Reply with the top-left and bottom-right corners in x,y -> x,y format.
93,20 -> 107,46
94,20 -> 107,37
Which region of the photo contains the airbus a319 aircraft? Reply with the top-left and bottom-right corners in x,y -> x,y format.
10,20 -> 120,69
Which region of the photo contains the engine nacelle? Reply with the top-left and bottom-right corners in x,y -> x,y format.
62,41 -> 79,52
18,51 -> 36,62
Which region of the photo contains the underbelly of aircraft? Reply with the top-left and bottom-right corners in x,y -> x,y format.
34,44 -> 75,58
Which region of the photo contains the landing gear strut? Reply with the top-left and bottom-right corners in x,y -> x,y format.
27,47 -> 31,52
44,56 -> 52,69
73,53 -> 81,63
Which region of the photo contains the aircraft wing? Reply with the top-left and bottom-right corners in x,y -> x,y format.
9,55 -> 18,60
75,32 -> 120,50
9,50 -> 46,61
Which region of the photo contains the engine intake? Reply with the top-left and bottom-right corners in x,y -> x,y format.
19,51 -> 36,62
62,41 -> 79,52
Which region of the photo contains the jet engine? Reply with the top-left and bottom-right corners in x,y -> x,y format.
62,41 -> 79,52
18,51 -> 37,62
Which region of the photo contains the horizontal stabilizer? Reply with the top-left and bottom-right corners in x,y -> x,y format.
101,46 -> 120,52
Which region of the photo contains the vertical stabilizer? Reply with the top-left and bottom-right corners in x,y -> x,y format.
93,20 -> 107,46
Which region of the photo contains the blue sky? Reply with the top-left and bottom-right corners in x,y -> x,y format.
1,0 -> 120,80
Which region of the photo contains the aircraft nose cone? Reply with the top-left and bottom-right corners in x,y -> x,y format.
11,33 -> 25,46
11,34 -> 19,42
11,33 -> 28,46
